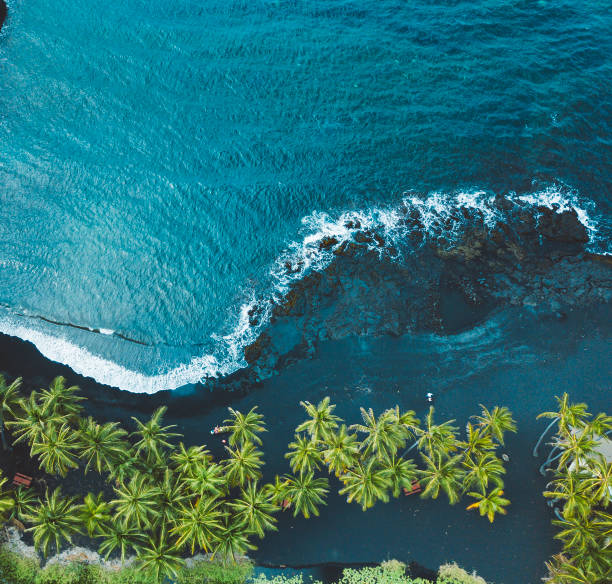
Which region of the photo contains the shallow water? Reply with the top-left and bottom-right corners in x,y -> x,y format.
1,0 -> 611,391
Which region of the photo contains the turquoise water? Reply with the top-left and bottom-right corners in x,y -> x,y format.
1,0 -> 611,392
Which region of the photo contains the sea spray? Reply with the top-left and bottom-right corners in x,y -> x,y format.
0,186 -> 606,394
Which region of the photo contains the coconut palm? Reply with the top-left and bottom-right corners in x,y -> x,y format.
321,424 -> 360,476
538,394 -> 591,438
98,523 -> 145,562
0,375 -> 21,450
78,492 -> 111,537
213,514 -> 256,565
285,434 -> 323,474
170,442 -> 211,479
38,376 -> 84,419
283,471 -> 329,519
544,471 -> 593,520
418,452 -> 464,505
585,458 -> 612,507
30,422 -> 80,477
409,407 -> 458,457
184,460 -> 225,499
466,487 -> 510,523
459,423 -> 495,457
77,417 -> 129,475
24,488 -> 82,557
544,554 -> 604,584
155,468 -> 188,526
462,452 -> 506,492
224,442 -> 264,487
230,482 -> 278,538
111,474 -> 161,528
137,528 -> 184,582
295,397 -> 341,443
350,407 -> 407,462
171,498 -> 223,554
0,473 -> 14,522
10,487 -> 37,522
385,405 -> 420,439
379,455 -> 418,498
554,427 -> 600,471
6,391 -> 62,449
339,458 -> 390,510
263,475 -> 289,506
222,406 -> 266,446
131,406 -> 181,464
473,405 -> 516,446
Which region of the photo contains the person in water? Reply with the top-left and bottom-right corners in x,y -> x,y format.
426,392 -> 434,404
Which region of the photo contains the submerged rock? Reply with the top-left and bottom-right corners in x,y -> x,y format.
0,0 -> 6,31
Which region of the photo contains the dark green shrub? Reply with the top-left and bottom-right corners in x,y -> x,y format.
176,559 -> 254,584
0,548 -> 38,584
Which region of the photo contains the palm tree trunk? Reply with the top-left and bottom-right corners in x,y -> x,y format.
533,418 -> 559,457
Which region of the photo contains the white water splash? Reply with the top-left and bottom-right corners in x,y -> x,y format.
0,186 -> 605,394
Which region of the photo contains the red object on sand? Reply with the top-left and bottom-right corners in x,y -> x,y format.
12,473 -> 32,488
403,481 -> 422,496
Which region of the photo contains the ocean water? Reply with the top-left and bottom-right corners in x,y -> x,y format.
1,0 -> 611,392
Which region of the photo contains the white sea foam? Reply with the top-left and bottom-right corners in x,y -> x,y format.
1,186 -> 606,394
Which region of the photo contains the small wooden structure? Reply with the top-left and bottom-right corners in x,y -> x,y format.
12,473 -> 32,488
403,481 -> 422,496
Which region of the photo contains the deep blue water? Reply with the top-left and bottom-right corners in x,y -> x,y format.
1,0 -> 611,391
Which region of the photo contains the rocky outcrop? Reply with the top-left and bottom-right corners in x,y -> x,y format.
242,196 -> 611,382
0,0 -> 7,32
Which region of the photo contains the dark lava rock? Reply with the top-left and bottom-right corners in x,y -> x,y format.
243,333 -> 271,364
0,0 -> 6,31
537,207 -> 589,243
354,231 -> 374,244
319,236 -> 339,250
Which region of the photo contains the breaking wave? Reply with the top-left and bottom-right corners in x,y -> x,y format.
0,185 -> 607,393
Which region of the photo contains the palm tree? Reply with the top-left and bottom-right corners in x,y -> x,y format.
230,482 -> 278,538
38,376 -> 84,419
543,471 -> 592,520
321,425 -> 360,476
386,405 -> 420,439
98,523 -> 145,562
0,375 -> 21,450
263,475 -> 289,507
171,498 -> 222,554
296,397 -> 341,443
473,405 -> 516,446
223,442 -> 264,487
379,455 -> 418,498
538,393 -> 591,438
184,460 -> 225,499
78,492 -> 111,537
466,487 -> 510,523
552,516 -> 609,576
462,452 -> 506,492
459,423 -> 495,457
155,468 -> 188,527
350,407 -> 407,462
418,452 -> 464,505
137,528 -> 184,582
585,458 -> 612,506
24,488 -> 82,557
408,407 -> 458,457
554,427 -> 600,471
10,486 -> 37,522
222,406 -> 266,446
544,554 -> 603,584
170,442 -> 211,479
339,458 -> 389,510
131,406 -> 181,464
285,434 -> 323,474
30,422 -> 80,477
283,471 -> 329,519
213,514 -> 256,565
0,473 -> 14,522
6,391 -> 62,449
111,474 -> 160,529
77,417 -> 130,475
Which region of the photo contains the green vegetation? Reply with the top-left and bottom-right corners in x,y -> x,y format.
539,394 -> 612,584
